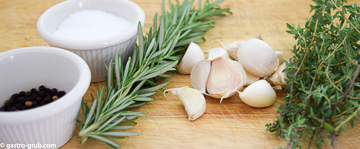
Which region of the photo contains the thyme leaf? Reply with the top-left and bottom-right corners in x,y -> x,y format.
266,0 -> 360,148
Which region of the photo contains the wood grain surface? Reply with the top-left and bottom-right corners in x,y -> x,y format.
1,0 -> 359,148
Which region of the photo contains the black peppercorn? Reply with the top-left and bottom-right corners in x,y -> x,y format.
58,91 -> 66,97
4,103 -> 12,108
20,106 -> 26,110
51,88 -> 58,94
19,96 -> 26,104
40,101 -> 46,106
37,91 -> 46,98
10,94 -> 18,100
31,88 -> 37,93
39,85 -> 45,91
25,91 -> 32,97
15,103 -> 22,109
44,96 -> 52,103
45,88 -> 51,93
27,96 -> 34,101
32,101 -> 38,107
19,91 -> 25,97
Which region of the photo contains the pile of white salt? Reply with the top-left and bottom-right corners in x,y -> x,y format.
53,10 -> 132,41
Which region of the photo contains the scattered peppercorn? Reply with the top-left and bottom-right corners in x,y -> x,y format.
4,100 -> 9,105
0,85 -> 66,112
52,96 -> 59,101
25,101 -> 32,107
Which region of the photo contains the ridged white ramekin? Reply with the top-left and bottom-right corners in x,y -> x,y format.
37,0 -> 145,82
0,47 -> 91,148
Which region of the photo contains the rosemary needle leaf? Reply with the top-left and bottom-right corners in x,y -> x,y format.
138,91 -> 157,97
138,81 -> 170,94
134,97 -> 154,102
100,132 -> 140,137
96,113 -> 124,132
140,61 -> 178,80
84,99 -> 97,128
127,102 -> 147,109
88,134 -> 122,148
79,0 -> 231,148
110,126 -> 133,130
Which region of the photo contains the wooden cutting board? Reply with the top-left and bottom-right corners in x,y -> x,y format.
1,0 -> 359,148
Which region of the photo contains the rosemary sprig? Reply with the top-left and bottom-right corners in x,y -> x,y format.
266,0 -> 360,148
78,0 -> 231,148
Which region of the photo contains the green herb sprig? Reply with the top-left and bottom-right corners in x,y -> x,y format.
266,0 -> 360,148
77,0 -> 231,148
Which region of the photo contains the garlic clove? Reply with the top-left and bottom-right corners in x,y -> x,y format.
275,51 -> 285,65
165,87 -> 206,121
244,70 -> 260,86
207,47 -> 230,60
237,38 -> 279,77
212,39 -> 242,60
190,60 -> 211,93
177,42 -> 205,74
206,57 -> 246,102
269,62 -> 287,88
238,80 -> 276,108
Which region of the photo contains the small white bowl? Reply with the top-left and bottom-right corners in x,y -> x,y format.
0,47 -> 91,148
37,0 -> 145,82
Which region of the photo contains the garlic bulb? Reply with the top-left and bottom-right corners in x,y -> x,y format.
165,87 -> 206,121
190,60 -> 211,93
177,42 -> 205,74
212,39 -> 242,60
237,38 -> 279,77
207,57 -> 246,102
275,51 -> 285,65
269,62 -> 287,88
238,80 -> 276,108
244,70 -> 260,86
207,47 -> 230,60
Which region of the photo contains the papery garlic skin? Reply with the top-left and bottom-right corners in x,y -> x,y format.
244,70 -> 260,86
207,47 -> 230,60
165,87 -> 206,121
275,51 -> 285,65
207,57 -> 246,102
237,38 -> 279,77
269,62 -> 287,88
190,60 -> 211,93
212,39 -> 242,60
239,80 -> 276,108
177,42 -> 205,74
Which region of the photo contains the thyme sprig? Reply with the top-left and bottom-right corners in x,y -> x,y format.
266,0 -> 360,148
77,0 -> 231,148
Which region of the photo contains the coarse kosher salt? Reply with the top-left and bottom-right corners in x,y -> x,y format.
53,10 -> 133,41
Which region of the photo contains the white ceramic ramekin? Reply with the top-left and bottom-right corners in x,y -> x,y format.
37,0 -> 145,82
0,47 -> 91,148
